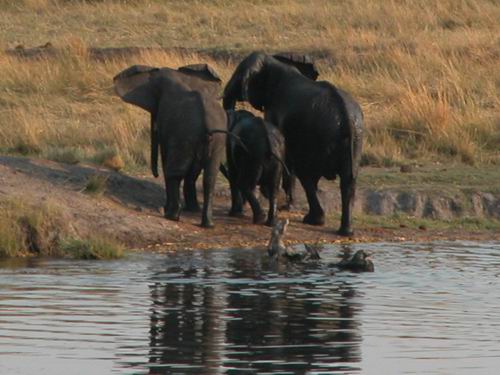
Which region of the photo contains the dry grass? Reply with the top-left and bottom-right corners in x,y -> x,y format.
0,0 -> 498,167
0,197 -> 124,259
83,173 -> 109,196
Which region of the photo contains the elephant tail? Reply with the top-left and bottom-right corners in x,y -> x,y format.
151,114 -> 159,178
271,152 -> 291,177
219,163 -> 230,181
207,129 -> 249,153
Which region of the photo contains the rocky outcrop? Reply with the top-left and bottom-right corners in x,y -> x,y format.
315,187 -> 500,220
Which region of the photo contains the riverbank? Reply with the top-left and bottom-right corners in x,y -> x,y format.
1,155 -> 498,256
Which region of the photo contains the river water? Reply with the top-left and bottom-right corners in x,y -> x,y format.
1,241 -> 499,374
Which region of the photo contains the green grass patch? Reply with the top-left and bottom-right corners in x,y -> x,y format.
61,237 -> 124,260
359,165 -> 500,193
351,212 -> 500,232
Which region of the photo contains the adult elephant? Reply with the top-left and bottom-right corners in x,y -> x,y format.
114,63 -> 226,228
270,53 -> 319,210
223,52 -> 363,236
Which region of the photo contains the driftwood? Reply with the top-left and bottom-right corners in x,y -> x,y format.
268,219 -> 374,271
267,219 -> 320,261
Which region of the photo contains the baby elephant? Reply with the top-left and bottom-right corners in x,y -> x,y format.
224,110 -> 286,226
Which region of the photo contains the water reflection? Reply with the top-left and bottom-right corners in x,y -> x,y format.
146,248 -> 363,374
1,242 -> 500,375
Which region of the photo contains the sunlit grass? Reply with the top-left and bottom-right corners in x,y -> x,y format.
0,198 -> 124,259
0,0 -> 498,168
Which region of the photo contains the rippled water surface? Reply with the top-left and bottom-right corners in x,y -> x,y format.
1,241 -> 500,374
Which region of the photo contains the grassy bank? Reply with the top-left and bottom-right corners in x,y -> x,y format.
352,213 -> 500,233
0,0 -> 498,170
0,198 -> 124,259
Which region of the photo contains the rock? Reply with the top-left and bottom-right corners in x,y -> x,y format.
330,250 -> 374,272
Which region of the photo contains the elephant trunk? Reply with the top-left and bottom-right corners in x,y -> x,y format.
150,114 -> 159,178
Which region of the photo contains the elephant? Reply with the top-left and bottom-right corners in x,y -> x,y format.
223,109 -> 285,226
223,52 -> 363,236
114,63 -> 227,227
270,53 -> 319,210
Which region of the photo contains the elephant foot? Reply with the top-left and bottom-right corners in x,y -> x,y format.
265,217 -> 277,227
253,212 -> 267,225
164,206 -> 181,221
201,219 -> 215,228
184,203 -> 201,213
337,226 -> 354,237
164,212 -> 181,221
228,209 -> 244,218
303,212 -> 325,226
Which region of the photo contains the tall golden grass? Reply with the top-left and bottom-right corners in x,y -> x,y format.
0,0 -> 498,168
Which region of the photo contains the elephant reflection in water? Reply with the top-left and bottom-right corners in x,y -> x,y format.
148,266 -> 226,374
222,254 -> 363,372
147,248 -> 364,373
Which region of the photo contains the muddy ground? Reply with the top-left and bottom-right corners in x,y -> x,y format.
1,155 -> 499,251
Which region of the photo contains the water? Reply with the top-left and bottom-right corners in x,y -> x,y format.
1,242 -> 499,375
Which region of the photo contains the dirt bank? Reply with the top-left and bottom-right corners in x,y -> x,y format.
1,155 -> 498,251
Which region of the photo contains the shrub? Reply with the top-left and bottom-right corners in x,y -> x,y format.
83,174 -> 108,196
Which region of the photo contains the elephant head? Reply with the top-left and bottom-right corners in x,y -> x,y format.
223,52 -> 319,111
113,65 -> 160,113
272,52 -> 319,81
223,52 -> 269,111
114,63 -> 221,111
113,64 -> 222,177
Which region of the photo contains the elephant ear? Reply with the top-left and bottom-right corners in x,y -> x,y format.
273,52 -> 319,81
223,52 -> 268,111
177,64 -> 221,83
113,65 -> 159,113
177,64 -> 222,97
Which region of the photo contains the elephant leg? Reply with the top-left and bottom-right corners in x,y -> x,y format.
281,171 -> 296,210
150,113 -> 159,178
165,177 -> 182,221
338,174 -> 356,236
265,167 -> 281,226
228,181 -> 244,217
201,156 -> 221,228
300,176 -> 325,226
242,188 -> 266,225
160,143 -> 170,214
183,168 -> 201,212
226,162 -> 244,216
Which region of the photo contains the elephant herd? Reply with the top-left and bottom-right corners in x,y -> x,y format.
113,52 -> 363,236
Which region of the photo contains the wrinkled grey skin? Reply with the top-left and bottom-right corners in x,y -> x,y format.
114,64 -> 226,228
224,110 -> 285,226
223,52 -> 363,236
271,53 -> 320,210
